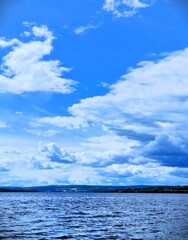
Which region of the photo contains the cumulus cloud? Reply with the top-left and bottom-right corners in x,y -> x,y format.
0,143 -> 76,173
0,143 -> 104,185
36,142 -> 76,164
0,139 -> 188,185
37,47 -> 188,173
0,25 -> 76,94
74,134 -> 140,167
0,38 -> 20,48
103,0 -> 155,18
101,163 -> 176,185
145,135 -> 188,168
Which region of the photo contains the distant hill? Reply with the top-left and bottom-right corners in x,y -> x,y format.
0,185 -> 188,193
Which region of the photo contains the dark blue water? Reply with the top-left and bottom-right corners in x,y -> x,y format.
0,193 -> 187,239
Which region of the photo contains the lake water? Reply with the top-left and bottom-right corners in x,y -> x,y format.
0,193 -> 187,239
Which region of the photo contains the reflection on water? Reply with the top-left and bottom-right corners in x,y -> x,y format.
0,193 -> 187,239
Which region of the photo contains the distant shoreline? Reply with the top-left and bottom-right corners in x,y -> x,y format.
0,185 -> 188,193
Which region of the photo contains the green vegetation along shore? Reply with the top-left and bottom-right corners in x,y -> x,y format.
0,185 -> 187,193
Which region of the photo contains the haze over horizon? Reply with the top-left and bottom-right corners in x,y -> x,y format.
0,0 -> 188,186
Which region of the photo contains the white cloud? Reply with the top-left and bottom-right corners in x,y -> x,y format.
0,38 -> 20,48
26,129 -> 58,137
67,166 -> 102,185
32,25 -> 53,39
0,142 -> 104,186
22,31 -> 31,37
0,25 -> 76,94
38,116 -> 89,129
1,44 -> 188,185
37,47 -> 188,175
38,47 -> 188,131
0,139 -> 188,186
74,24 -> 100,35
33,142 -> 77,165
103,0 -> 155,18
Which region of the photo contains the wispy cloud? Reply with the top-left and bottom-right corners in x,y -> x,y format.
0,120 -> 7,128
0,25 -> 76,94
26,129 -> 58,137
74,23 -> 101,35
103,0 -> 155,18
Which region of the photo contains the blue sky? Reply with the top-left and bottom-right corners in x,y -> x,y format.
0,0 -> 188,186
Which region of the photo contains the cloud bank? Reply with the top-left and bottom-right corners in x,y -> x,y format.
1,139 -> 187,186
1,22 -> 188,186
37,47 -> 188,184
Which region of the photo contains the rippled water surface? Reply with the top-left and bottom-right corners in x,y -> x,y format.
0,192 -> 187,239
